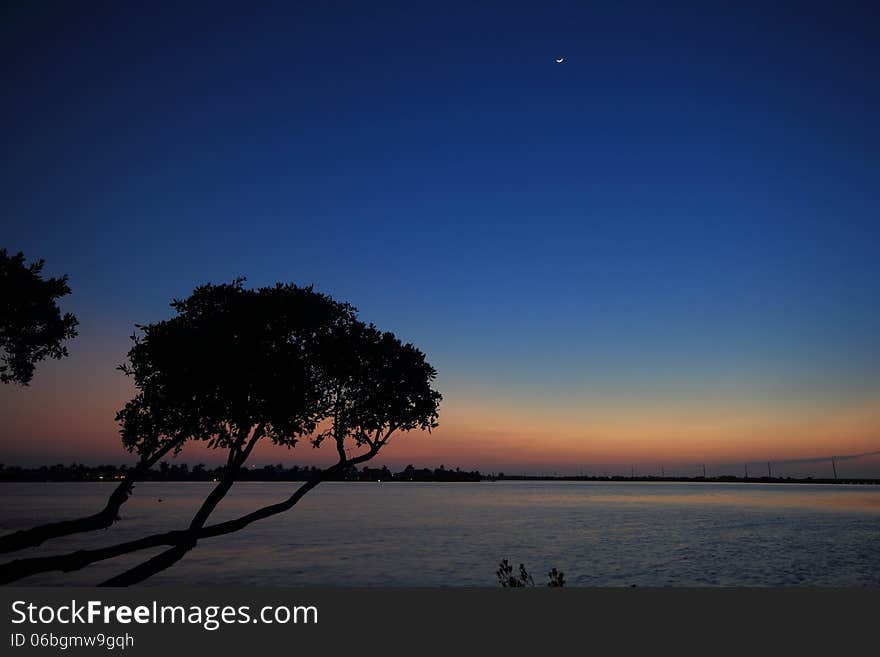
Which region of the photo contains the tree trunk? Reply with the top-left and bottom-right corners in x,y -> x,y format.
99,427 -> 263,586
99,471 -> 238,586
0,478 -> 323,584
0,441 -> 380,585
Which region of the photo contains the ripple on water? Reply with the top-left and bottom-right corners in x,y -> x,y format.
1,481 -> 878,586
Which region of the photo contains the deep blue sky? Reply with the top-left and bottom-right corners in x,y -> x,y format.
2,2 -> 879,473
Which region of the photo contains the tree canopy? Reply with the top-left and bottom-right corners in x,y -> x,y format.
116,279 -> 440,465
0,249 -> 78,385
316,319 -> 441,457
116,279 -> 358,459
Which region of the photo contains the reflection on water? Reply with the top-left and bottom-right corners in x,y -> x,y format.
1,481 -> 878,586
487,486 -> 880,512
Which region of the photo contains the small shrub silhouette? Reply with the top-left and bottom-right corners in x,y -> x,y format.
496,559 -> 565,587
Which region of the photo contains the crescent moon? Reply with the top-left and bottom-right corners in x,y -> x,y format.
555,57 -> 564,63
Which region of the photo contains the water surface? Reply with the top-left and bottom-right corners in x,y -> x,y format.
2,481 -> 878,586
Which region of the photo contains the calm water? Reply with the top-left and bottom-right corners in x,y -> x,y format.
2,481 -> 879,586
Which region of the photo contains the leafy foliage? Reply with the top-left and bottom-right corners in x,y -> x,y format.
0,249 -> 78,385
115,279 -> 441,464
315,320 -> 441,455
115,280 -> 358,458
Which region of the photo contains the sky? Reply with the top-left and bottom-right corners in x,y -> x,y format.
2,1 -> 879,476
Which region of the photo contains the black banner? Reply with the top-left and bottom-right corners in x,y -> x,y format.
2,587 -> 877,654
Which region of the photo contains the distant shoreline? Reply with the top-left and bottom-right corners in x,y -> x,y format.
0,465 -> 877,486
484,475 -> 880,485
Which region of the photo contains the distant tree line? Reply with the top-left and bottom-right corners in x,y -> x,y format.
0,462 -> 482,483
1,463 -> 875,485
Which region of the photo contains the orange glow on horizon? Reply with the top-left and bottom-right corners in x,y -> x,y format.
1,356 -> 878,473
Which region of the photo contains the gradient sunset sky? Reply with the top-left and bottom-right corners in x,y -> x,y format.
2,2 -> 878,476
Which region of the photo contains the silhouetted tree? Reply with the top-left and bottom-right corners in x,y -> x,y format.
94,280 -> 358,585
100,303 -> 441,586
0,249 -> 78,385
0,280 -> 441,585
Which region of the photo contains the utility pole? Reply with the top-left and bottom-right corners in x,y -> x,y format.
744,464 -> 749,480
702,464 -> 707,478
661,466 -> 665,478
767,462 -> 772,478
832,457 -> 838,480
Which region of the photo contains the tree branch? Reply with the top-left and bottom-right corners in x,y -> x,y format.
0,436 -> 184,554
0,440 -> 381,585
377,424 -> 399,449
99,424 -> 264,586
